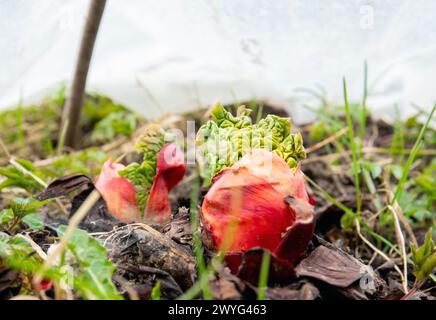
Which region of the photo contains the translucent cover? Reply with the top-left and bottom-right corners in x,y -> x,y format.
1,0 -> 435,122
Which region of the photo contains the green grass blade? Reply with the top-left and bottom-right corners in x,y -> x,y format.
257,250 -> 271,300
343,78 -> 362,214
391,104 -> 436,204
151,281 -> 161,300
190,175 -> 212,300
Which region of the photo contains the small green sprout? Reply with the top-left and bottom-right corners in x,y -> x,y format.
411,229 -> 436,281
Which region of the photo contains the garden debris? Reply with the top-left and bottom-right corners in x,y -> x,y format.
98,224 -> 196,290
116,264 -> 183,300
296,245 -> 366,287
163,207 -> 192,248
0,94 -> 434,300
208,268 -> 249,300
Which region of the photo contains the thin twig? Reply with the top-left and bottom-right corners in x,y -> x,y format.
388,205 -> 409,293
395,205 -> 418,247
354,218 -> 407,292
383,182 -> 418,247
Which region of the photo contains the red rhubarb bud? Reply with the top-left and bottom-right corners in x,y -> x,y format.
95,160 -> 141,223
95,143 -> 186,224
145,143 -> 186,224
201,148 -> 314,273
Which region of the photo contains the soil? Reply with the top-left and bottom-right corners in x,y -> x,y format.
0,102 -> 435,300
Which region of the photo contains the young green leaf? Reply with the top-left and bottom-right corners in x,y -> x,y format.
10,198 -> 46,218
0,235 -> 46,275
0,209 -> 14,226
22,213 -> 44,231
411,229 -> 436,281
0,231 -> 10,244
57,225 -> 123,300
0,160 -> 43,193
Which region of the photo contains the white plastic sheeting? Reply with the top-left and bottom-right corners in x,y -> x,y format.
1,0 -> 435,123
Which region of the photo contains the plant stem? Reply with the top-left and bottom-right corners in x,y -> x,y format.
401,280 -> 425,300
61,0 -> 106,148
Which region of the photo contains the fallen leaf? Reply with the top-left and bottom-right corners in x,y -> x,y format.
295,245 -> 364,287
36,174 -> 92,200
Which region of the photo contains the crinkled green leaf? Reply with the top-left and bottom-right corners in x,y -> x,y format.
196,103 -> 307,185
57,225 -> 123,300
118,124 -> 166,211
